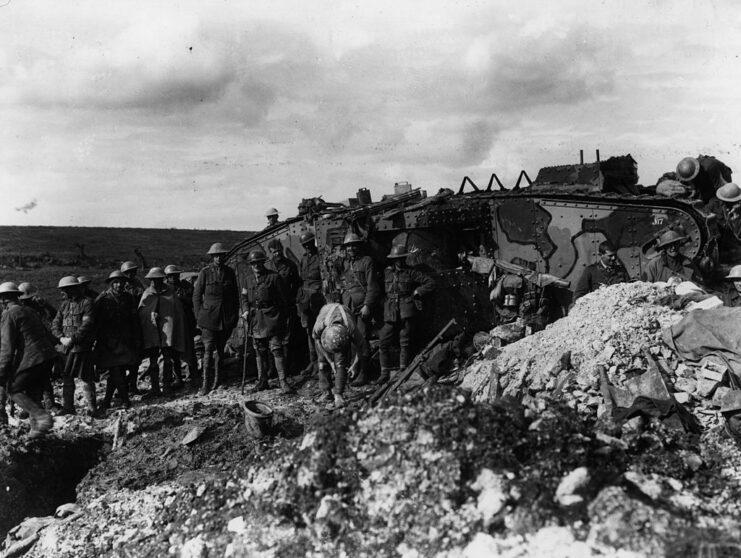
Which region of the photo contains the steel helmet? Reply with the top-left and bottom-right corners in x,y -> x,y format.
321,324 -> 350,353
77,276 -> 92,285
18,282 -> 38,300
716,183 -> 741,203
207,242 -> 228,255
387,245 -> 409,259
120,261 -> 138,273
0,281 -> 21,296
300,231 -> 316,245
57,276 -> 80,289
265,208 -> 279,217
725,265 -> 741,280
342,231 -> 363,245
676,157 -> 700,182
145,267 -> 166,279
720,390 -> 741,414
106,270 -> 129,283
164,264 -> 182,275
503,294 -> 519,307
656,230 -> 687,249
247,250 -> 267,264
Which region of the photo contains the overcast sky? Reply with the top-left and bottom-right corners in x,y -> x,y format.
1,0 -> 739,230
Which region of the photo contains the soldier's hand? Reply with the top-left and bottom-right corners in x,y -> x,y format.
360,305 -> 371,318
60,337 -> 72,347
150,312 -> 158,326
241,311 -> 250,320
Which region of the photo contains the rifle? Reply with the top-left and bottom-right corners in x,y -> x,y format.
492,258 -> 570,289
368,318 -> 457,407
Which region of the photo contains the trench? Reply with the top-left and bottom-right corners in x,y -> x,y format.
0,435 -> 106,539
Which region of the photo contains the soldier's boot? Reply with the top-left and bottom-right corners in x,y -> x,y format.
373,367 -> 392,386
274,353 -> 296,395
12,393 -> 52,439
250,351 -> 270,393
300,334 -> 318,376
399,348 -> 411,373
81,382 -> 101,418
0,387 -> 8,425
199,351 -> 213,396
212,352 -> 222,390
42,390 -> 61,415
100,378 -> 116,411
143,361 -> 162,398
351,356 -> 371,387
60,379 -> 76,416
331,364 -> 348,409
171,355 -> 184,389
162,357 -> 174,396
315,363 -> 333,403
128,367 -> 141,396
112,368 -> 131,409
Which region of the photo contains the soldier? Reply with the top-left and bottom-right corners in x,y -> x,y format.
312,302 -> 368,409
51,276 -> 99,417
709,183 -> 741,244
266,238 -> 301,372
338,231 -> 381,386
192,243 -> 240,394
139,267 -> 189,397
18,282 -> 62,413
675,155 -> 733,204
721,265 -> 741,307
120,260 -> 145,395
94,271 -> 140,410
642,230 -> 702,284
0,282 -> 56,438
241,249 -> 295,395
265,208 -> 281,228
719,390 -> 741,441
296,231 -> 326,375
491,270 -> 551,335
377,245 -> 435,385
165,264 -> 199,387
572,240 -> 629,303
77,276 -> 100,300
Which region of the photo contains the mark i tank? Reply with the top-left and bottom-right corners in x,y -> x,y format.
227,153 -> 723,341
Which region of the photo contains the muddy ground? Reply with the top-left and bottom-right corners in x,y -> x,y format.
2,283 -> 741,557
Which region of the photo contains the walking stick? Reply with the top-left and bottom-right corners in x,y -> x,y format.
240,332 -> 249,395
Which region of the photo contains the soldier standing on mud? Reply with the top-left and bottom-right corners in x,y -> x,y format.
121,260 -> 145,395
139,267 -> 189,397
266,238 -> 301,373
377,245 -> 435,385
18,282 -> 63,413
165,264 -> 199,387
0,282 -> 57,438
192,243 -> 240,395
242,249 -> 296,395
338,231 -> 381,386
296,231 -> 326,376
94,271 -> 140,410
642,231 -> 702,284
51,276 -> 99,417
572,241 -> 629,303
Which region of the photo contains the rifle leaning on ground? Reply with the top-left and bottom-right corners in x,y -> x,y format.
368,318 -> 457,407
492,258 -> 570,289
240,304 -> 255,395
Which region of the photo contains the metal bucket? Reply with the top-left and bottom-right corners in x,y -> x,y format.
240,399 -> 274,438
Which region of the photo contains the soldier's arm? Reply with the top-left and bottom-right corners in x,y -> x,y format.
411,269 -> 435,297
363,259 -> 381,307
71,298 -> 95,347
0,314 -> 17,384
192,271 -> 205,314
51,305 -> 64,339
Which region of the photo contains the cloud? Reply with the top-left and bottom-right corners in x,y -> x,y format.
15,198 -> 37,213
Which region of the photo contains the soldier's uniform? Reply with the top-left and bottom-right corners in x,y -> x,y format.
51,281 -> 98,416
378,247 -> 435,382
573,261 -> 629,301
170,277 -> 199,385
297,233 -> 326,373
242,251 -> 293,393
93,272 -> 140,409
642,252 -> 700,284
266,242 -> 301,369
193,250 -> 240,393
493,274 -> 550,333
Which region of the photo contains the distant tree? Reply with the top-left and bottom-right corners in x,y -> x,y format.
134,247 -> 148,270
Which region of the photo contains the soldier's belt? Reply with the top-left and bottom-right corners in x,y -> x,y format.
252,302 -> 274,309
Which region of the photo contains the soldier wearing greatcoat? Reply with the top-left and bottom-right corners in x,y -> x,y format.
121,260 -> 145,395
242,249 -> 295,395
165,264 -> 199,386
377,245 -> 435,384
296,231 -> 326,375
338,231 -> 381,386
193,243 -> 240,394
266,238 -> 301,373
93,270 -> 140,410
51,276 -> 99,416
